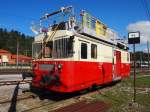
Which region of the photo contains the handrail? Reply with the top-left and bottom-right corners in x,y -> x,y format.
46,23 -> 60,42
36,23 -> 61,59
40,6 -> 72,21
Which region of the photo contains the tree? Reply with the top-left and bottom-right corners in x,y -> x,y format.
0,28 -> 34,56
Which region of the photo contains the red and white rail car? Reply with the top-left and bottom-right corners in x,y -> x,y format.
30,6 -> 130,92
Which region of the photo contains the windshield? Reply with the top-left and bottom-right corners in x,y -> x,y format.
32,37 -> 74,59
53,38 -> 73,58
32,43 -> 42,59
44,41 -> 53,58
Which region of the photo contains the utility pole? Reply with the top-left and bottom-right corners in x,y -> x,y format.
147,40 -> 150,70
133,44 -> 136,102
16,37 -> 19,67
140,51 -> 143,71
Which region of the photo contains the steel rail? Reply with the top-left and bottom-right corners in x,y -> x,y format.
0,80 -> 31,86
0,94 -> 36,104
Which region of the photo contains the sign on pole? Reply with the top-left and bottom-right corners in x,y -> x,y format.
128,31 -> 140,102
128,32 -> 140,44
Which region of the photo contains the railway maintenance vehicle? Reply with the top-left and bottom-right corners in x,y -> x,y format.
23,6 -> 130,92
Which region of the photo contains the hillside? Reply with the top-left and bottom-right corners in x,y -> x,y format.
0,28 -> 34,56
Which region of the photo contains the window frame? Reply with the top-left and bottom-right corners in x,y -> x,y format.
32,42 -> 42,59
53,37 -> 74,59
81,42 -> 88,59
91,43 -> 97,59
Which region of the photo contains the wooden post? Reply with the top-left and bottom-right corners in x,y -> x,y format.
133,44 -> 136,102
147,41 -> 149,70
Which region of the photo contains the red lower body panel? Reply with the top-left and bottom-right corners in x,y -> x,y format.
31,61 -> 130,92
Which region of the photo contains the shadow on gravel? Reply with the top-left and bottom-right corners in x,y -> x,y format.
23,81 -> 120,102
8,82 -> 20,112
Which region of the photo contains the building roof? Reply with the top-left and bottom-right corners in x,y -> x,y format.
0,49 -> 11,54
11,55 -> 32,60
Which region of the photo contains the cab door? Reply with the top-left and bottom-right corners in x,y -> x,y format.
113,50 -> 121,80
75,41 -> 90,84
79,41 -> 90,79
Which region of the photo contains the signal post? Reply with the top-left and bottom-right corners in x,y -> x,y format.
128,32 -> 140,102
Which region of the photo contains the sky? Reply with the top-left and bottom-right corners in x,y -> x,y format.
0,0 -> 150,50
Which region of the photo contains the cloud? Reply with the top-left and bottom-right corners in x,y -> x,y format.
107,28 -> 121,39
127,21 -> 150,44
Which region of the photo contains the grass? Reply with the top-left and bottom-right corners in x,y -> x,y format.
92,90 -> 131,112
126,72 -> 150,88
135,77 -> 150,88
136,93 -> 150,112
91,72 -> 150,112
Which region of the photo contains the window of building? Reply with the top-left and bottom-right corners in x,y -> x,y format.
81,43 -> 87,59
91,44 -> 97,59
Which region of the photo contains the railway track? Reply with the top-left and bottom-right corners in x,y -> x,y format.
20,82 -> 119,111
0,82 -> 115,111
0,79 -> 31,86
0,88 -> 80,111
22,88 -> 109,112
0,68 -> 31,74
0,94 -> 36,104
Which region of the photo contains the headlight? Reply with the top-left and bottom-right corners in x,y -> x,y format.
58,64 -> 62,69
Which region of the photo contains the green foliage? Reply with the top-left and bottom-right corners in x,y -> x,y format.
0,28 -> 34,56
130,51 -> 149,62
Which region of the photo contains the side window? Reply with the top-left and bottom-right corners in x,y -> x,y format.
127,53 -> 129,62
81,43 -> 87,59
91,44 -> 97,59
